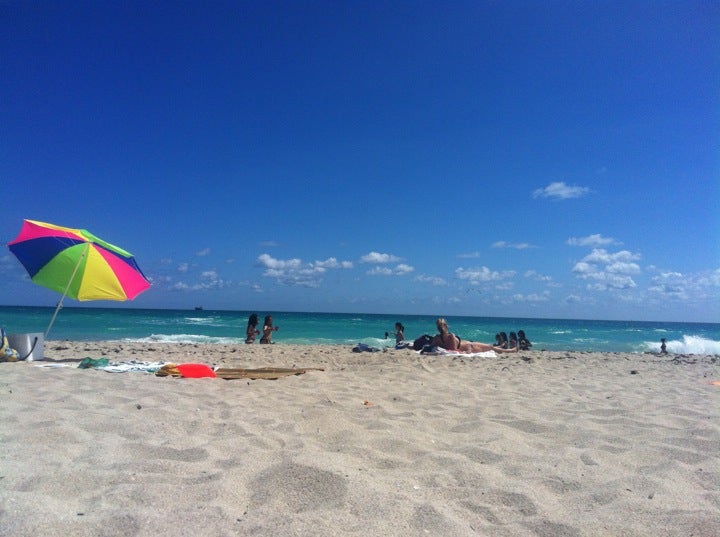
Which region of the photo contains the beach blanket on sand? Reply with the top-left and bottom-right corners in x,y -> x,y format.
352,343 -> 381,353
32,360 -> 167,372
102,361 -> 168,373
156,363 -> 324,380
418,347 -> 496,358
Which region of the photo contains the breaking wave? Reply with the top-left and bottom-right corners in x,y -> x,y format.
126,333 -> 242,345
641,335 -> 720,355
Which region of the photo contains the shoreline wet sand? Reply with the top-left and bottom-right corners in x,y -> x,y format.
2,342 -> 718,536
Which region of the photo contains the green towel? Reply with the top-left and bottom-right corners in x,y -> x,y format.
77,357 -> 109,369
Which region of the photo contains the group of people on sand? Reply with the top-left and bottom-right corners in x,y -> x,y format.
431,318 -> 523,353
245,313 -> 279,344
494,330 -> 532,351
391,318 -> 533,353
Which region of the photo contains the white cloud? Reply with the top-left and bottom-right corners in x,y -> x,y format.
416,274 -> 448,286
257,253 -> 302,270
533,181 -> 590,200
360,251 -> 402,264
196,270 -> 227,289
367,266 -> 393,276
566,234 -> 619,247
572,249 -> 641,290
698,268 -> 720,287
648,283 -> 687,299
456,251 -> 481,259
256,253 -> 352,287
493,241 -> 534,250
170,269 -> 229,292
177,263 -> 189,273
455,266 -> 515,283
524,270 -> 553,283
606,262 -> 641,275
648,268 -> 720,301
367,263 -> 415,276
196,248 -> 211,256
571,261 -> 593,275
512,291 -> 550,302
315,257 -> 354,269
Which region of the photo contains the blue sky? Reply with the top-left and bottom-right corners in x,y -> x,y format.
1,1 -> 718,322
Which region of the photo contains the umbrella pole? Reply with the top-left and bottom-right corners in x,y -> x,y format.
45,244 -> 88,338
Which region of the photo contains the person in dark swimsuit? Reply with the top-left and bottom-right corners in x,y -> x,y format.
518,330 -> 532,350
245,313 -> 260,344
392,322 -> 405,344
497,332 -> 508,349
508,332 -> 518,351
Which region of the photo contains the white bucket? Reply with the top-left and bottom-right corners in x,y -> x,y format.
7,333 -> 44,361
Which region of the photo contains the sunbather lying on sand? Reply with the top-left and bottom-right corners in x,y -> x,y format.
432,318 -> 518,353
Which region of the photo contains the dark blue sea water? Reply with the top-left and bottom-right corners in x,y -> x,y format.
1,306 -> 719,354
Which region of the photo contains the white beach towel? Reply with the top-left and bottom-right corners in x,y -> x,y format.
101,361 -> 168,373
34,360 -> 168,372
418,347 -> 496,358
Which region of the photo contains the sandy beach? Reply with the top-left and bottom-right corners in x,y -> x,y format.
1,342 -> 718,536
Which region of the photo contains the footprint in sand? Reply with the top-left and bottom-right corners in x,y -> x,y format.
580,453 -> 599,466
250,462 -> 347,513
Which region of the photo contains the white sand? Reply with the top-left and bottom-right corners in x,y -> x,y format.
1,342 -> 718,536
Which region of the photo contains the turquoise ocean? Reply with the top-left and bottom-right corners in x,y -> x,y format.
1,306 -> 719,354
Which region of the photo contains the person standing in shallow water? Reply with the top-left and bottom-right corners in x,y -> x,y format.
260,315 -> 279,344
660,338 -> 667,354
245,314 -> 260,344
392,322 -> 405,344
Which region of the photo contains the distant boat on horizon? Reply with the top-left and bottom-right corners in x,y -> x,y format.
194,306 -> 203,311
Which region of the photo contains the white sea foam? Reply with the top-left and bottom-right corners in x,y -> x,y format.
184,317 -> 215,324
126,333 -> 242,345
641,335 -> 720,355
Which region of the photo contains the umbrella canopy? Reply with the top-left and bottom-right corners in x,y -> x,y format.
8,219 -> 151,335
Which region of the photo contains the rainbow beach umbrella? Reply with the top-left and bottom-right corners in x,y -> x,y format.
8,219 -> 151,336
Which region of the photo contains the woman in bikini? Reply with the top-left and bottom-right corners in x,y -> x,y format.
245,313 -> 260,344
508,332 -> 518,351
392,322 -> 405,344
432,318 -> 517,353
260,315 -> 278,344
